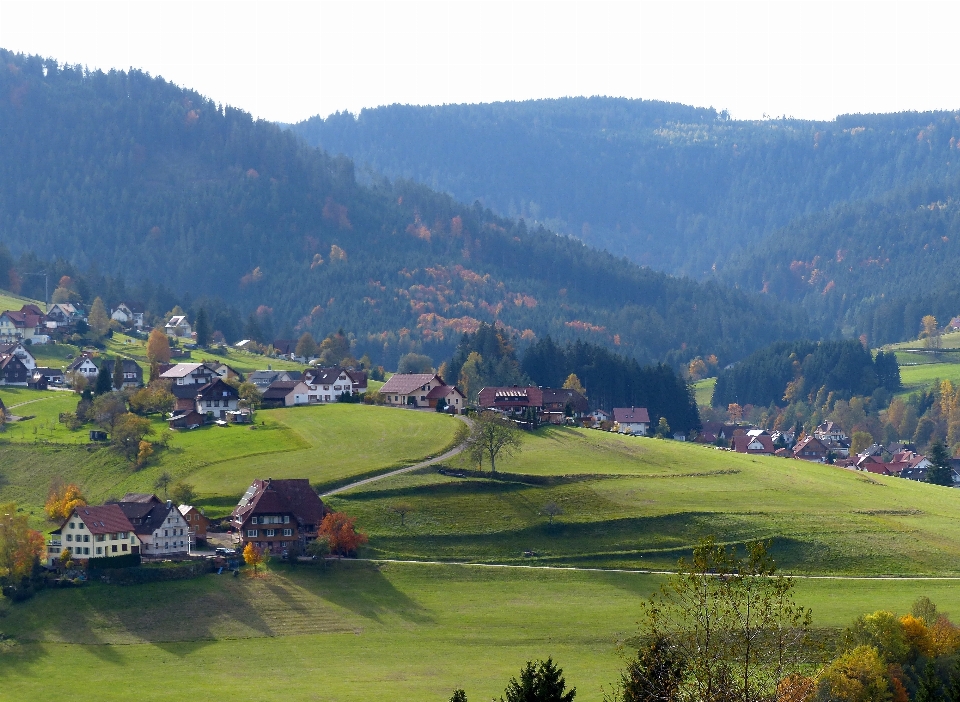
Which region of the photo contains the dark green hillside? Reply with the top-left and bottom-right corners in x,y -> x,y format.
0,50 -> 809,367
720,183 -> 960,344
289,98 -> 960,278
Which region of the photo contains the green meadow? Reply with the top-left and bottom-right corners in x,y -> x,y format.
2,561 -> 960,702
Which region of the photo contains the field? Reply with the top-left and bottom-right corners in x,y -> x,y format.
0,288 -> 43,314
2,561 -> 960,701
692,377 -> 715,406
0,403 -> 461,525
327,426 -> 960,575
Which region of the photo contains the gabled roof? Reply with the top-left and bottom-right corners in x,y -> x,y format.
793,435 -> 828,454
542,388 -> 588,410
69,505 -> 136,535
66,354 -> 98,371
0,354 -> 27,371
159,363 -> 211,379
379,373 -> 440,395
307,366 -> 351,385
272,339 -> 296,355
196,378 -> 239,400
0,342 -> 34,357
613,407 -> 650,424
116,499 -> 175,535
427,384 -> 463,399
166,315 -> 188,326
232,478 -> 328,527
733,434 -> 775,454
262,380 -> 305,400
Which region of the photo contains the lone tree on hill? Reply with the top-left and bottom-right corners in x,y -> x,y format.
388,503 -> 413,526
319,512 -> 369,557
541,502 -> 562,525
154,471 -> 172,499
467,411 -> 523,473
927,441 -> 954,486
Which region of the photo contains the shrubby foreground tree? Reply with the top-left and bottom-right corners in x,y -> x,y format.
466,411 -> 523,473
607,538 -> 811,702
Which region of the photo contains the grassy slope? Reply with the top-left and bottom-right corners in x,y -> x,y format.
0,404 -> 459,524
330,427 -> 960,575
2,562 -> 960,702
0,288 -> 43,313
692,377 -> 716,406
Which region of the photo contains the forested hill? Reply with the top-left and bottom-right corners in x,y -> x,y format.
0,50 -> 809,368
720,182 -> 960,345
288,98 -> 960,280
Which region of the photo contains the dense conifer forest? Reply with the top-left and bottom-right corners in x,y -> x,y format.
291,99 -> 960,344
0,50 -> 809,368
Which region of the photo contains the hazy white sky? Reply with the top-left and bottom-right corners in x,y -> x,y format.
0,1 -> 957,123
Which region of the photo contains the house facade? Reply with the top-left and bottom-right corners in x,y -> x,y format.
0,342 -> 36,370
111,302 -> 144,329
793,435 -> 829,462
100,359 -> 144,388
262,380 -> 312,407
164,315 -> 192,338
195,378 -> 240,421
733,433 -> 776,455
115,494 -> 190,556
303,367 -> 368,402
379,373 -> 447,407
0,307 -> 48,344
231,478 -> 330,555
66,354 -> 100,385
47,505 -> 140,566
160,362 -> 220,387
178,505 -> 210,544
613,407 -> 650,435
0,354 -> 29,386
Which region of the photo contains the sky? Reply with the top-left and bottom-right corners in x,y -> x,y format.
0,1 -> 958,124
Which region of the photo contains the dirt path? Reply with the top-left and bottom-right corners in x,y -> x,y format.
354,557 -> 960,581
9,396 -> 56,409
321,415 -> 471,497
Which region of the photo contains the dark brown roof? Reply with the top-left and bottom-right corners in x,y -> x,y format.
196,378 -> 239,400
263,381 -> 302,399
232,478 -> 328,527
477,386 -> 544,408
69,505 -> 136,535
426,384 -> 462,399
542,388 -> 588,411
613,407 -> 650,424
733,434 -> 775,454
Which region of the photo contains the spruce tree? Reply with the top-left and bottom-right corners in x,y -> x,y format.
94,363 -> 112,396
195,307 -> 211,347
916,660 -> 941,702
927,441 -> 953,486
112,358 -> 125,390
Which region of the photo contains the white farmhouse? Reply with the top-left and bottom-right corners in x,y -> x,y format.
613,407 -> 651,436
47,504 -> 140,566
115,493 -> 191,556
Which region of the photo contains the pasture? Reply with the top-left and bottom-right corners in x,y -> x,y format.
330,426 -> 960,575
2,561 -> 960,701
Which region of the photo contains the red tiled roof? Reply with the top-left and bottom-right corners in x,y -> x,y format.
733,434 -> 775,454
427,384 -> 462,399
69,505 -> 136,535
232,478 -> 329,527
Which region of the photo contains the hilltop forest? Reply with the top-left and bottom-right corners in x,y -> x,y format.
0,50 -> 810,369
291,99 -> 960,344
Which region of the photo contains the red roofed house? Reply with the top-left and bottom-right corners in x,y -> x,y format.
0,306 -> 49,344
379,373 -> 451,408
733,433 -> 776,455
231,478 -> 331,555
613,407 -> 650,435
793,435 -> 829,462
47,504 -> 139,566
478,386 -> 544,414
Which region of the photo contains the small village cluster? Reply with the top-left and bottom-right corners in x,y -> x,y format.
695,419 -> 957,484
46,478 -> 328,567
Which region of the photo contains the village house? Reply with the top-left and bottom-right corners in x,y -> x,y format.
33,367 -> 65,387
814,421 -> 848,444
271,339 -> 296,358
168,377 -> 241,427
100,359 -> 145,388
47,504 -> 140,566
0,342 -> 36,370
303,367 -> 369,402
111,302 -> 145,329
541,388 -> 589,423
262,380 -> 312,408
380,373 -> 449,408
793,435 -> 830,462
0,306 -> 49,344
231,478 -> 330,555
178,504 -> 210,544
46,302 -> 86,331
115,494 -> 190,556
66,353 -> 100,385
164,315 -> 192,338
0,353 -> 30,386
160,362 -> 220,387
613,407 -> 650,435
733,433 -> 776,455
588,409 -> 612,425
249,368 -> 302,389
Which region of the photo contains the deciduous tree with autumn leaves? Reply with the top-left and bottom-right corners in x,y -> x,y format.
318,512 -> 368,557
0,502 -> 45,587
44,482 -> 86,522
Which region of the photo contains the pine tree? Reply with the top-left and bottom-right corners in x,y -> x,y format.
94,362 -> 112,396
500,658 -> 576,702
112,358 -> 125,390
927,441 -> 954,486
916,660 -> 941,702
195,307 -> 211,347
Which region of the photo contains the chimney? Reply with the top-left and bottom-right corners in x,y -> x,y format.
166,500 -> 172,508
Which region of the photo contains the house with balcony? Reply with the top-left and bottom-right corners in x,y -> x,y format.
231,478 -> 330,555
115,493 -> 191,556
47,504 -> 140,566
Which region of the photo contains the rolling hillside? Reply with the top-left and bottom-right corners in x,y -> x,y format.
0,51 -> 810,368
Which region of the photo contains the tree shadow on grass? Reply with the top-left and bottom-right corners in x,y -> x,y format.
338,479 -> 527,502
293,562 -> 435,626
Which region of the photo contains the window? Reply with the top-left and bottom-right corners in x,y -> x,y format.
122,544 -> 128,552
247,529 -> 258,538
250,516 -> 257,525
165,542 -> 169,549
83,535 -> 90,543
111,545 -> 117,553
66,534 -> 73,542
164,529 -> 169,537
266,529 -> 276,537
96,534 -> 104,542
69,522 -> 75,529
283,515 -> 290,524
83,547 -> 90,555
78,523 -> 85,530
96,547 -> 102,555
110,533 -> 118,540
283,529 -> 293,537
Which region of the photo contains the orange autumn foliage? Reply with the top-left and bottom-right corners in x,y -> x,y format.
0,503 -> 45,581
243,542 -> 265,575
318,512 -> 368,556
44,483 -> 86,522
777,673 -> 816,702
